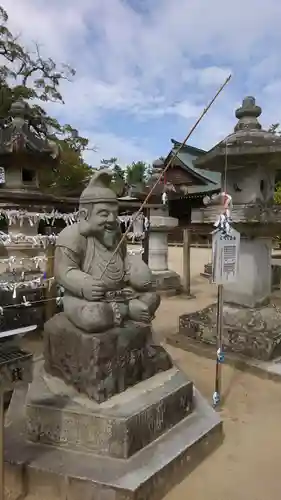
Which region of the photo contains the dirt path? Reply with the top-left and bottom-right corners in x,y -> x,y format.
164,345 -> 281,500
159,248 -> 281,500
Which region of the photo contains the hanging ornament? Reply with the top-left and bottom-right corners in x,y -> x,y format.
144,217 -> 150,232
22,296 -> 31,307
56,295 -> 63,307
161,191 -> 168,205
161,169 -> 168,205
212,391 -> 220,407
216,348 -> 225,363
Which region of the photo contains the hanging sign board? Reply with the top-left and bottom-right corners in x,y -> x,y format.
0,167 -> 5,184
212,227 -> 240,285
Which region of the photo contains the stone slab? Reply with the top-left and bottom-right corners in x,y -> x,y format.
179,302 -> 281,360
5,388 -> 223,500
44,313 -> 172,403
168,333 -> 281,383
25,363 -> 193,458
152,270 -> 182,296
201,260 -> 281,292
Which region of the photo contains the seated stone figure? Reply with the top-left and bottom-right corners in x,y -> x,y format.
44,170 -> 172,402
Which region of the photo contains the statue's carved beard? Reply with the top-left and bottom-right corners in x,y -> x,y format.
96,229 -> 118,249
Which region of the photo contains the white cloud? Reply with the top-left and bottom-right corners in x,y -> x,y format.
82,130 -> 152,167
1,0 -> 281,163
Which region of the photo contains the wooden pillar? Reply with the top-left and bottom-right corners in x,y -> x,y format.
182,228 -> 191,295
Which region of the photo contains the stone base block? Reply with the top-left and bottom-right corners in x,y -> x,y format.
5,385 -> 223,500
25,363 -> 193,458
201,260 -> 281,292
44,313 -> 172,403
152,270 -> 182,296
179,302 -> 281,360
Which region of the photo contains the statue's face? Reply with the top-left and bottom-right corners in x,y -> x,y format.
87,202 -> 119,249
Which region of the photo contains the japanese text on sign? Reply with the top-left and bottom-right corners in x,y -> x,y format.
212,229 -> 240,284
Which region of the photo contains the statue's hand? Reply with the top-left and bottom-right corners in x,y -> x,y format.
83,280 -> 105,301
128,299 -> 151,323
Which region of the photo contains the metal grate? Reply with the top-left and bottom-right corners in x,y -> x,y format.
0,347 -> 32,367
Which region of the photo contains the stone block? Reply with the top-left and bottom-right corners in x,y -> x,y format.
44,313 -> 172,403
26,363 -> 193,458
5,385 -> 223,500
152,270 -> 182,295
179,303 -> 281,360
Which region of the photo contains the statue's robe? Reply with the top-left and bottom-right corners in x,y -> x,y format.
54,224 -> 158,333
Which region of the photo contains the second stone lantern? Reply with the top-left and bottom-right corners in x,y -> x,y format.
179,96 -> 281,361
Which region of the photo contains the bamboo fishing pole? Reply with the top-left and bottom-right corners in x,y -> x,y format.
100,74 -> 232,279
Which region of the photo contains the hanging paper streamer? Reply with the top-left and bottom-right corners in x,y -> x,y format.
144,217 -> 150,232
127,248 -> 144,255
22,295 -> 31,307
0,231 -> 56,247
203,191 -> 233,236
0,255 -> 50,267
0,167 -> 5,184
0,275 -> 55,295
119,213 -> 146,241
0,210 -> 149,238
161,191 -> 168,205
0,209 -> 79,226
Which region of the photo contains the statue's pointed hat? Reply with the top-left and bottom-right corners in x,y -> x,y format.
80,169 -> 117,204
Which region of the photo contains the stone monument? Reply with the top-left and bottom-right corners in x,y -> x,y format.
0,99 -> 60,333
147,159 -> 182,295
5,171 -> 222,500
178,96 -> 281,361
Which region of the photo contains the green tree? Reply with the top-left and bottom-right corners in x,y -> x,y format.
0,5 -> 93,193
125,161 -> 149,187
100,157 -> 126,196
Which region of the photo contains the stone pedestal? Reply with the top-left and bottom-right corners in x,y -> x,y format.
179,236 -> 281,360
149,208 -> 181,295
179,302 -> 281,361
223,237 -> 271,308
5,359 -> 223,500
26,364 -> 193,457
44,313 -> 172,403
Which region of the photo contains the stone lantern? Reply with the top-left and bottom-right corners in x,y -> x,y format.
0,99 -> 61,332
147,159 -> 182,295
179,96 -> 281,360
0,99 -> 59,262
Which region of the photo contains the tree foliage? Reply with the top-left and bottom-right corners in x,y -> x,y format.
0,6 -> 93,193
99,158 -> 153,197
100,157 -> 126,196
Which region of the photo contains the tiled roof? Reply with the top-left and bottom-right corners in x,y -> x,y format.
169,139 -> 221,195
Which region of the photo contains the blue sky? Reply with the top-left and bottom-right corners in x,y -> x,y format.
3,0 -> 281,167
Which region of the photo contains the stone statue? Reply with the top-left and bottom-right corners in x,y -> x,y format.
44,170 -> 172,402
55,169 -> 160,332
